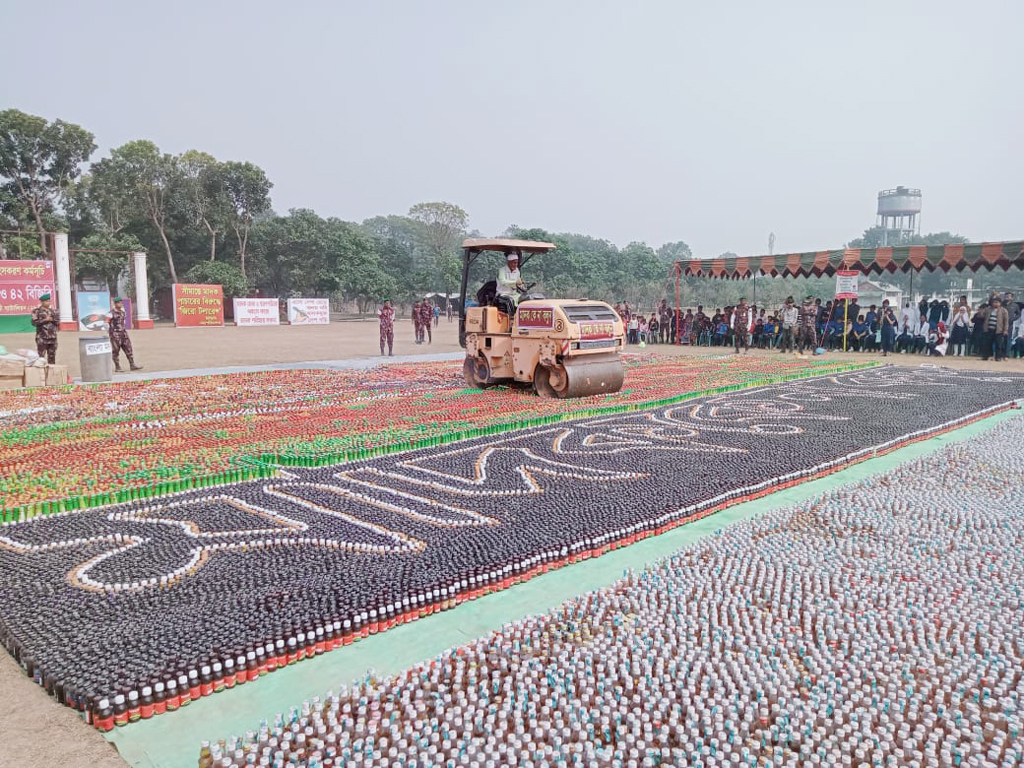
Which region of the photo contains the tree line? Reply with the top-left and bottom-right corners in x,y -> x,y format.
3,107 -> 998,315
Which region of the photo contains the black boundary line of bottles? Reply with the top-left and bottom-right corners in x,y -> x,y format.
10,397 -> 1014,733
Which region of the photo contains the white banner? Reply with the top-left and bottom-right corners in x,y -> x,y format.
286,298 -> 330,325
232,298 -> 281,326
835,270 -> 859,300
84,340 -> 112,355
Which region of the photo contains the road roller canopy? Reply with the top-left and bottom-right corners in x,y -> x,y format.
461,238 -> 557,255
460,238 -> 558,283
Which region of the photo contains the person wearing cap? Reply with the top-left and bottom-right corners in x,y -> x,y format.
378,298 -> 394,356
107,297 -> 142,372
31,293 -> 60,364
496,250 -> 526,314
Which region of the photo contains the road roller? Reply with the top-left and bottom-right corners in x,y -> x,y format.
458,238 -> 626,398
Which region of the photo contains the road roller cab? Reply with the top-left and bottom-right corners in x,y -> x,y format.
458,238 -> 626,398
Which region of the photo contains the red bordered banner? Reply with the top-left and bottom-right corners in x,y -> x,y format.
0,260 -> 55,315
517,306 -> 554,328
579,321 -> 616,340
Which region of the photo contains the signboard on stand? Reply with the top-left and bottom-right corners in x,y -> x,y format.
172,284 -> 224,327
835,270 -> 859,300
0,260 -> 56,331
286,298 -> 330,325
77,291 -> 111,332
233,298 -> 281,326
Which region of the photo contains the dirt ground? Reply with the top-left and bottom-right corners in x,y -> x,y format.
3,318 -> 1022,378
1,317 -> 464,378
0,651 -> 124,768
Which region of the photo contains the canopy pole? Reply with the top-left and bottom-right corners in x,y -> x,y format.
674,262 -> 682,345
843,298 -> 849,352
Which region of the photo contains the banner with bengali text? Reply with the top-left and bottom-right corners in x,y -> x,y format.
0,260 -> 56,315
173,284 -> 224,327
233,298 -> 281,326
286,298 -> 330,325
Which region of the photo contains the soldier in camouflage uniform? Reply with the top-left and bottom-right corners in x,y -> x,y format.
732,297 -> 751,354
31,293 -> 59,364
412,301 -> 423,344
419,299 -> 433,344
796,295 -> 819,354
378,298 -> 395,356
108,297 -> 142,372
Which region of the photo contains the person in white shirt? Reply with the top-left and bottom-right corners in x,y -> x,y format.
899,302 -> 918,336
948,296 -> 972,357
779,296 -> 799,353
627,314 -> 639,344
496,252 -> 526,311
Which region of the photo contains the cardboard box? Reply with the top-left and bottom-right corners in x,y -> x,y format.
45,364 -> 70,386
0,358 -> 25,378
22,366 -> 46,388
0,375 -> 22,390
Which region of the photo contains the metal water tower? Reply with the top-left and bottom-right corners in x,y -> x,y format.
876,186 -> 922,245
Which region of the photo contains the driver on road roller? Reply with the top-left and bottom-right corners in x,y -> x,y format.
496,251 -> 526,317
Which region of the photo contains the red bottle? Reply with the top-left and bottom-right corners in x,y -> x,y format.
94,698 -> 115,732
127,690 -> 141,722
153,682 -> 167,715
112,694 -> 128,727
140,686 -> 155,719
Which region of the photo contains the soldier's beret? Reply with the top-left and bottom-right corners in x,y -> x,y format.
39,293 -> 51,301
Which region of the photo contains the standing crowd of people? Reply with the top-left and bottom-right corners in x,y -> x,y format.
614,291 -> 1024,360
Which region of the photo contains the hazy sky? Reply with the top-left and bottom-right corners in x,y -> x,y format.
3,1 -> 1021,257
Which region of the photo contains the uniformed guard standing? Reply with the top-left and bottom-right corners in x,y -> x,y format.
412,301 -> 423,344
796,295 -> 818,355
31,293 -> 59,364
419,299 -> 433,345
732,297 -> 751,354
108,297 -> 142,372
378,298 -> 395,356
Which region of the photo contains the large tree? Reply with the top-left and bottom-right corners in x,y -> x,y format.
73,231 -> 144,290
177,150 -> 231,262
322,218 -> 394,312
362,215 -> 425,299
249,209 -> 331,297
656,240 -> 692,265
221,161 -> 272,280
408,201 -> 468,298
91,140 -> 181,282
0,109 -> 95,254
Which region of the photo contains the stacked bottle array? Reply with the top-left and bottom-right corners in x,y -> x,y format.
204,415 -> 1024,767
1,397 -> 1016,733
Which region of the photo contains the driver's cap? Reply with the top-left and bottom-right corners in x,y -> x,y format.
506,252 -> 518,262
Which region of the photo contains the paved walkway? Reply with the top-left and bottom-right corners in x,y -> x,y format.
75,352 -> 465,383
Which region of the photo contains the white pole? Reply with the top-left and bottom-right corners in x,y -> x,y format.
133,251 -> 153,328
53,232 -> 76,330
